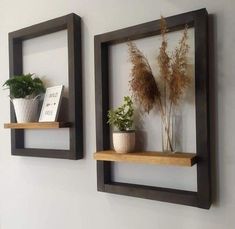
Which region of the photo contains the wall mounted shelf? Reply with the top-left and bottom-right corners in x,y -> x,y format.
94,150 -> 197,167
94,8 -> 211,209
8,13 -> 83,160
4,122 -> 71,129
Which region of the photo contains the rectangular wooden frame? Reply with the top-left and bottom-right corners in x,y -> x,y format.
9,13 -> 83,160
95,9 -> 211,208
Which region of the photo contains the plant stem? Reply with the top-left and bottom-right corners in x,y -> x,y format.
157,97 -> 173,152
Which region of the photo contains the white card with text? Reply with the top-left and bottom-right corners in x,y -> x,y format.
39,85 -> 64,122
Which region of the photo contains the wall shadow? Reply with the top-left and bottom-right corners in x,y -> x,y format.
209,14 -> 220,206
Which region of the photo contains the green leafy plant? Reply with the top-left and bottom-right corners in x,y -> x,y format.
3,73 -> 45,98
107,96 -> 134,131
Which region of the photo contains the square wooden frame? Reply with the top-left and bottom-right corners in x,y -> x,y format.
95,9 -> 211,208
9,13 -> 83,160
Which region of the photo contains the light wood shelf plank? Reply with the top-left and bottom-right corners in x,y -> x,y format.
4,122 -> 71,129
94,150 -> 197,167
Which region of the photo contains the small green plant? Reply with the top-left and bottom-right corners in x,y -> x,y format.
3,73 -> 45,98
107,96 -> 134,131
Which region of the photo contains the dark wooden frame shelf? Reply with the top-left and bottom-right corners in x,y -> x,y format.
94,9 -> 211,208
8,13 -> 83,160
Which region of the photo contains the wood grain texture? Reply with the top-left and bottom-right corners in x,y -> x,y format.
4,122 -> 71,129
94,150 -> 197,167
105,182 -> 198,207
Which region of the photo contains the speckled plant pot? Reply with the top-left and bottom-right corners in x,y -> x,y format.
113,130 -> 135,153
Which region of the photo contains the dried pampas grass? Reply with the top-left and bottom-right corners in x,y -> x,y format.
169,25 -> 191,105
158,16 -> 171,84
128,16 -> 191,114
127,16 -> 191,152
128,42 -> 160,113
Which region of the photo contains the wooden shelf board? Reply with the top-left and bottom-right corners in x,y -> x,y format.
4,122 -> 71,129
94,150 -> 197,167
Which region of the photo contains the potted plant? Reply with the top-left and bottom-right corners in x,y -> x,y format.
3,73 -> 45,123
107,96 -> 135,153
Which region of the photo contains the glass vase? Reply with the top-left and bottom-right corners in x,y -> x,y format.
161,111 -> 175,153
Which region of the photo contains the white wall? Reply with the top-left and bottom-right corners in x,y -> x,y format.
0,0 -> 234,228
23,30 -> 70,150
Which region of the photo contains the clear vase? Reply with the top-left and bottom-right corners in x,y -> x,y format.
161,111 -> 175,153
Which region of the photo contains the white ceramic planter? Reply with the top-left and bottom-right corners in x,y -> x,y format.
113,130 -> 135,153
12,98 -> 39,123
